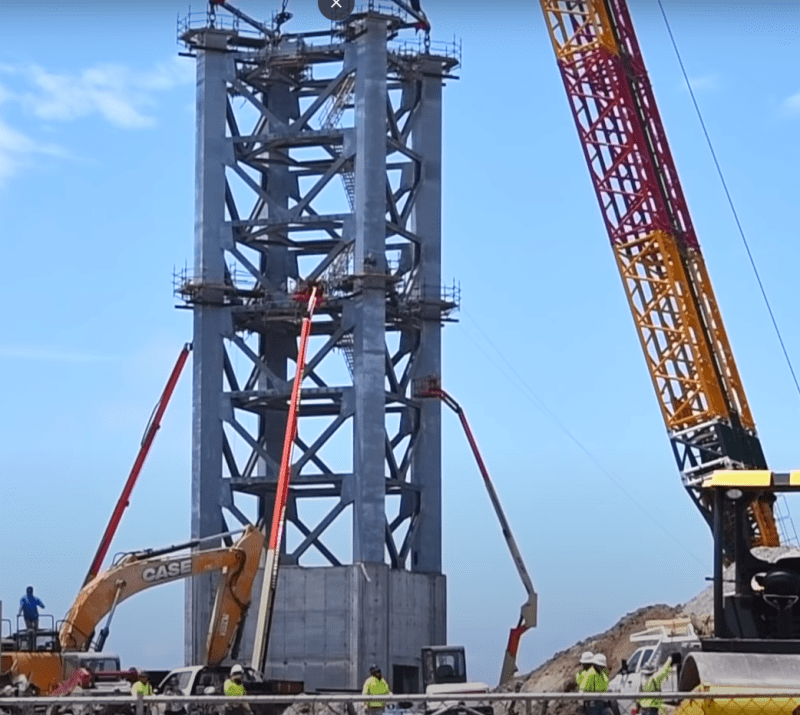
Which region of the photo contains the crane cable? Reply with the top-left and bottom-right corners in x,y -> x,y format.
459,310 -> 706,568
656,0 -> 800,405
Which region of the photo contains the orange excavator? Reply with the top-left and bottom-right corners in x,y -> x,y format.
1,525 -> 264,694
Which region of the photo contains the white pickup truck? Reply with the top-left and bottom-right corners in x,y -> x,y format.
156,665 -> 302,715
608,619 -> 700,713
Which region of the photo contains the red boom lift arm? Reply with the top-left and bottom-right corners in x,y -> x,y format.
414,376 -> 538,686
82,343 -> 192,587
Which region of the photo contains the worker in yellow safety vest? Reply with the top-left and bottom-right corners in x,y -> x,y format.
636,657 -> 673,715
224,664 -> 247,696
224,665 -> 252,715
362,664 -> 391,714
131,671 -> 153,697
590,654 -> 609,692
578,652 -> 610,715
575,651 -> 594,691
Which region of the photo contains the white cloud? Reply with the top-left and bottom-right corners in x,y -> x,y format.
0,115 -> 68,185
782,91 -> 800,115
0,56 -> 193,183
0,345 -> 121,362
15,56 -> 194,129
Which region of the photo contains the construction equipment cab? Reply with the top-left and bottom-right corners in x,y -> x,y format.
422,646 -> 468,690
675,471 -> 800,707
421,646 -> 491,715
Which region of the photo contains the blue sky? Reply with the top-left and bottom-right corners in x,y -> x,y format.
2,0 -> 800,687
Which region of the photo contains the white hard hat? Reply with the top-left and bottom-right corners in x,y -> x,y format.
641,661 -> 657,675
580,651 -> 594,665
230,664 -> 244,676
592,654 -> 607,669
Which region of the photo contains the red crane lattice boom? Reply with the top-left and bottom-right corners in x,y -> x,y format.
538,0 -> 779,550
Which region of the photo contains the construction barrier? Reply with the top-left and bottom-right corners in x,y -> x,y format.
2,691 -> 800,715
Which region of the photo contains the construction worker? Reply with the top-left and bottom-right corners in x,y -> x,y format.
591,654 -> 609,692
19,587 -> 44,632
131,671 -> 153,697
575,651 -> 594,691
636,657 -> 673,715
362,664 -> 391,714
579,652 -> 608,715
224,665 -> 251,715
224,664 -> 246,696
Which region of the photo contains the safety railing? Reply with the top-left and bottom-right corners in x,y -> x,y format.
14,614 -> 55,634
4,691 -> 800,715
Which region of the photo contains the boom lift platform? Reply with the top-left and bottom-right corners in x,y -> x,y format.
413,376 -> 537,686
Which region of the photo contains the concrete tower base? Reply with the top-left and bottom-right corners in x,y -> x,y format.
236,565 -> 446,692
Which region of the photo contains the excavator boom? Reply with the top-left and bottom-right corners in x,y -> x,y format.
60,525 -> 264,665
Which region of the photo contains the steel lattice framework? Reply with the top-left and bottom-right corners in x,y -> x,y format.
177,5 -> 459,676
538,0 -> 780,550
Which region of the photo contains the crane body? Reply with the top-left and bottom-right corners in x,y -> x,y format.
537,0 -> 779,551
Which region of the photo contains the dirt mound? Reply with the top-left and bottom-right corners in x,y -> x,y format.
502,604 -> 682,695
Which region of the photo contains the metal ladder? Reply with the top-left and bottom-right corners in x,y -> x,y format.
320,73 -> 356,210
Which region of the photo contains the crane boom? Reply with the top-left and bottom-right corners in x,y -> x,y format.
414,377 -> 537,685
537,0 -> 779,551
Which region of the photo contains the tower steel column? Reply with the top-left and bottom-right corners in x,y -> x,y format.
186,29 -> 233,663
352,17 -> 388,564
178,5 -> 460,691
409,60 -> 444,573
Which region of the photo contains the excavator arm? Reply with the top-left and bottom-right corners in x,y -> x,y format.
60,525 -> 265,665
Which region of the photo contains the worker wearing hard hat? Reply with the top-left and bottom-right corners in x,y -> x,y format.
362,664 -> 391,714
591,654 -> 609,692
224,665 -> 252,715
577,652 -> 608,693
224,664 -> 246,696
636,657 -> 672,715
131,671 -> 153,697
578,652 -> 610,715
575,651 -> 594,691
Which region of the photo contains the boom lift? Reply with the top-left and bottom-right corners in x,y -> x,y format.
2,526 -> 264,694
83,343 -> 192,587
536,0 -> 781,554
414,377 -> 537,685
251,282 -> 322,674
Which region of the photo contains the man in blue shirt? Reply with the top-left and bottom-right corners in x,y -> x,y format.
19,586 -> 45,631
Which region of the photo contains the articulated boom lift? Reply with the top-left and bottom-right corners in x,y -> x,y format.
414,377 -> 537,685
537,0 -> 780,552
